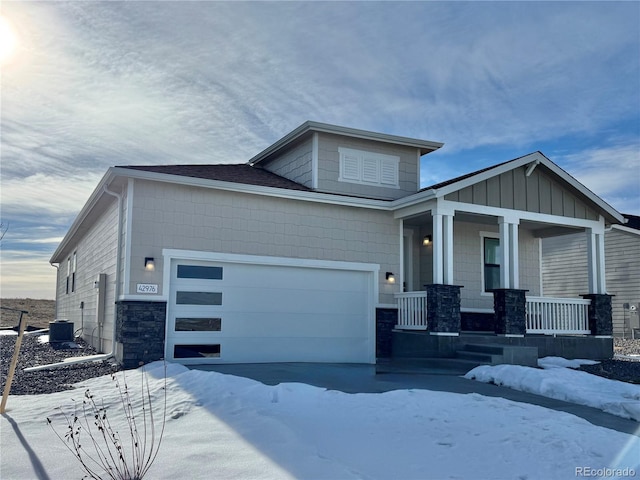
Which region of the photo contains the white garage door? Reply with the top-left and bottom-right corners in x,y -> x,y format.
165,253 -> 377,364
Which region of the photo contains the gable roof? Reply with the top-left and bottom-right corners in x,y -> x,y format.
414,152 -> 625,225
420,156 -> 526,191
248,121 -> 443,166
118,164 -> 311,191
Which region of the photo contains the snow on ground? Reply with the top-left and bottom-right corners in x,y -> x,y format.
2,361 -> 639,480
537,356 -> 599,369
465,358 -> 640,422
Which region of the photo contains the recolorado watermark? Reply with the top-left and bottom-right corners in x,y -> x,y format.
576,467 -> 636,477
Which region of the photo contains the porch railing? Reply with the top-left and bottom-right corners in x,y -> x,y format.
525,296 -> 591,334
394,291 -> 428,330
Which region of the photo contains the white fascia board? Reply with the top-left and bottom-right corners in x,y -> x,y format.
311,132 -> 319,189
433,153 -> 541,198
50,169 -> 119,263
426,151 -> 624,225
610,224 -> 640,236
248,121 -> 443,166
393,197 -> 438,219
119,294 -> 169,302
162,249 -> 381,273
111,167 -> 392,210
536,156 -> 625,224
440,199 -> 605,230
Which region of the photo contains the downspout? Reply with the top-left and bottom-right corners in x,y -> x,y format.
25,185 -> 123,372
49,262 -> 59,319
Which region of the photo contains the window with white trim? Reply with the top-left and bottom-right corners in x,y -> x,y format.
483,237 -> 500,292
71,251 -> 77,292
338,147 -> 399,188
66,257 -> 71,294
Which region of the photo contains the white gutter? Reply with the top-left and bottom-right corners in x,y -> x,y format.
25,185 -> 123,372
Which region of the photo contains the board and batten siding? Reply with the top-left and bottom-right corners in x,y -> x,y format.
128,179 -> 400,304
542,228 -> 640,336
445,165 -> 599,220
55,195 -> 120,353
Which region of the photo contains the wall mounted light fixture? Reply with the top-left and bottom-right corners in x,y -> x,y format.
423,235 -> 433,246
385,272 -> 396,283
144,257 -> 155,271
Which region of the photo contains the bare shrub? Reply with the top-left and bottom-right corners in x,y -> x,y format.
47,363 -> 167,480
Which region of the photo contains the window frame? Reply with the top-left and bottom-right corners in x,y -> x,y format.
66,257 -> 71,294
480,233 -> 501,294
71,251 -> 77,293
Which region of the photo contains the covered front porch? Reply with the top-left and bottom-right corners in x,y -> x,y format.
395,291 -> 593,335
379,153 -> 622,362
392,205 -> 612,339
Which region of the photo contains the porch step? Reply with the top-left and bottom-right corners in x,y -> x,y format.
456,343 -> 538,367
376,357 -> 486,376
455,350 -> 502,364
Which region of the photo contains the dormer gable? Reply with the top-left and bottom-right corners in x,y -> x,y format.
249,121 -> 443,200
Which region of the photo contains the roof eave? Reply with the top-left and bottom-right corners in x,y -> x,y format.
50,168 -> 119,264
431,152 -> 625,224
248,121 -> 444,166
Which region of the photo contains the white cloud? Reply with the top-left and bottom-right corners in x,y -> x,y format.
0,250 -> 57,299
1,1 -> 638,296
1,172 -> 104,218
556,144 -> 640,214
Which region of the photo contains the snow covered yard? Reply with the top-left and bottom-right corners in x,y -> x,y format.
2,361 -> 639,480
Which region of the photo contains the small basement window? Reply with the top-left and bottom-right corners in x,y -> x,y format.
338,147 -> 399,188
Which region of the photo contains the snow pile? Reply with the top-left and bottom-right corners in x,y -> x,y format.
538,356 -> 599,369
465,362 -> 640,421
1,361 -> 639,480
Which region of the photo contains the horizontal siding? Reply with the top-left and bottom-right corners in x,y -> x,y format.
316,132 -> 419,200
56,197 -> 120,352
129,179 -> 400,304
606,229 -> 640,336
542,228 -> 640,336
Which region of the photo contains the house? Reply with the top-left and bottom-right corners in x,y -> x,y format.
542,214 -> 640,338
50,121 -> 625,368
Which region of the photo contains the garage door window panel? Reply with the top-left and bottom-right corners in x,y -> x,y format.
175,318 -> 222,331
173,344 -> 221,358
176,291 -> 223,305
177,265 -> 223,280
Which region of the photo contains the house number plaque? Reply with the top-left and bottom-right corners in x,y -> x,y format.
136,283 -> 158,294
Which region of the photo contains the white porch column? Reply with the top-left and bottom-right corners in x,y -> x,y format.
587,228 -> 606,294
432,213 -> 444,284
432,211 -> 454,285
443,213 -> 454,285
499,217 -> 520,289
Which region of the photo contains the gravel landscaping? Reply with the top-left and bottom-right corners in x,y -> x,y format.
0,333 -> 120,395
2,331 -> 639,396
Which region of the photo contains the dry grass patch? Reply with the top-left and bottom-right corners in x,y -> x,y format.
1,298 -> 55,329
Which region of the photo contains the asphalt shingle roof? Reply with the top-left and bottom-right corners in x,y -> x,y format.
117,164 -> 311,192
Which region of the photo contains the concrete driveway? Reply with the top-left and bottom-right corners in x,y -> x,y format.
190,362 -> 640,437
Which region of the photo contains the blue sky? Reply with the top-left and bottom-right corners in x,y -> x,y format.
1,1 -> 639,299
